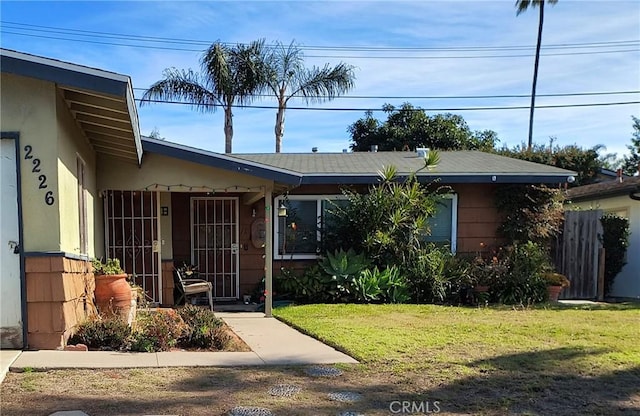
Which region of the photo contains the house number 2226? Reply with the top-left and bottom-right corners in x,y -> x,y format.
24,145 -> 55,206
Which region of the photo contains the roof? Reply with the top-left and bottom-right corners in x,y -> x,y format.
0,48 -> 142,164
142,138 -> 575,186
566,176 -> 640,201
233,150 -> 576,184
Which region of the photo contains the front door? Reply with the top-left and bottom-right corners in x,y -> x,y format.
105,191 -> 161,302
191,197 -> 239,299
1,137 -> 23,348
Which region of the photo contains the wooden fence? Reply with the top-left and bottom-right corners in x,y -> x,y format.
553,210 -> 603,299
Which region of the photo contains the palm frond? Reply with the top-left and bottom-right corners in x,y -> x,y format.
288,62 -> 356,104
139,68 -> 221,112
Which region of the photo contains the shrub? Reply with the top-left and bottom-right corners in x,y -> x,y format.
130,309 -> 188,352
320,248 -> 371,302
354,266 -> 410,304
404,245 -> 471,303
599,214 -> 631,295
491,242 -> 550,305
69,316 -> 131,350
177,305 -> 230,350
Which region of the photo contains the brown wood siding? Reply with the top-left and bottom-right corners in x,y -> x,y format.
453,184 -> 503,254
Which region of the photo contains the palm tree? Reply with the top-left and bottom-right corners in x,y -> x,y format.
516,0 -> 558,150
260,41 -> 356,153
140,40 -> 264,153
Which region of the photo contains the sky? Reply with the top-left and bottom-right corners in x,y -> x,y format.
1,1 -> 639,158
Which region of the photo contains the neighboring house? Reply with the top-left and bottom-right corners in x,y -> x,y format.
566,175 -> 640,299
1,48 -> 575,349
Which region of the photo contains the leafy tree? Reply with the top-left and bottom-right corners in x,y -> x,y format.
621,116 -> 640,176
515,0 -> 558,149
496,143 -> 602,186
348,103 -> 498,151
260,41 -> 355,153
599,215 -> 630,295
141,40 -> 265,153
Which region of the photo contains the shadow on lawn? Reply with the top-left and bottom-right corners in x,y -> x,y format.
424,347 -> 640,415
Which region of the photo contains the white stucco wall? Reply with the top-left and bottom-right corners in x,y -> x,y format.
570,195 -> 640,299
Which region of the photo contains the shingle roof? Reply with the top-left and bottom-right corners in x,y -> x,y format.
566,176 -> 640,201
232,151 -> 575,184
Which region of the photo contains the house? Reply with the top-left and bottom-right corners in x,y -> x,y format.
1,48 -> 576,349
566,175 -> 640,299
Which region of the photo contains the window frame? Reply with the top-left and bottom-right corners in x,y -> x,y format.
273,193 -> 458,259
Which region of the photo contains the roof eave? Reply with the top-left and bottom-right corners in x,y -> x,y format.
300,173 -> 574,185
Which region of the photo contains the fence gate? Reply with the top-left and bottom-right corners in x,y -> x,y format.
191,197 -> 239,299
105,191 -> 161,302
553,210 -> 603,299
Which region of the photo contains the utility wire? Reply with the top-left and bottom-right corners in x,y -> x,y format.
135,98 -> 640,111
3,30 -> 637,59
131,87 -> 640,100
3,20 -> 638,51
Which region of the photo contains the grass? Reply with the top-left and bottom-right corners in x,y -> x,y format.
1,303 -> 638,415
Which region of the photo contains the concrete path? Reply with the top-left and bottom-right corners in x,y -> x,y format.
0,350 -> 21,382
7,312 -> 356,371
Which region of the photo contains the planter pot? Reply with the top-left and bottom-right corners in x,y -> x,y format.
473,285 -> 490,293
94,273 -> 133,320
547,285 -> 563,302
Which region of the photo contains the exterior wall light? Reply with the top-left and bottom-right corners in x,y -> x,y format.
277,203 -> 288,217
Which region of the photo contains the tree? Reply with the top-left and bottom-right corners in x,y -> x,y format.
140,40 -> 264,153
496,142 -> 602,186
348,103 -> 499,152
516,0 -> 558,150
621,116 -> 640,175
260,41 -> 355,152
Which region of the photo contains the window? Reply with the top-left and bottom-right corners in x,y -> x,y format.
77,156 -> 88,255
274,195 -> 344,259
424,194 -> 458,252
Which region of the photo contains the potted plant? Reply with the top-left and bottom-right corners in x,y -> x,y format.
543,272 -> 570,302
92,258 -> 133,320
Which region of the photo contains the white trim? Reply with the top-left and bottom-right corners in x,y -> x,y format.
273,194 -> 344,260
423,193 -> 458,253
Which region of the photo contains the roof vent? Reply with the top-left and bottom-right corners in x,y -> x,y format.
416,147 -> 429,158
312,147 -> 318,153
370,145 -> 378,152
342,149 -> 348,153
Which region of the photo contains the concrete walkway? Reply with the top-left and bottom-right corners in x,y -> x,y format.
0,350 -> 21,382
6,312 -> 357,372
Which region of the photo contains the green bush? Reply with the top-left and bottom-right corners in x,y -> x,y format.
404,245 -> 471,303
177,304 -> 230,350
130,309 -> 188,352
490,242 -> 550,305
599,214 -> 631,295
354,266 -> 410,304
69,317 -> 131,350
320,248 -> 371,302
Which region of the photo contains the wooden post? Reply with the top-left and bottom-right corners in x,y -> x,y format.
264,185 -> 273,317
597,247 -> 605,301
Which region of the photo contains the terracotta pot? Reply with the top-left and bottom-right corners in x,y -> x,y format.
473,285 -> 490,293
547,285 -> 563,302
94,274 -> 133,318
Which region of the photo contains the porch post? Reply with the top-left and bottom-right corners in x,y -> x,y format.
264,185 -> 273,317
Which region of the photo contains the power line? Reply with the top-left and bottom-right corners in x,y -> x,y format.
135,98 -> 640,111
2,20 -> 638,52
131,87 -> 640,100
3,30 -> 637,59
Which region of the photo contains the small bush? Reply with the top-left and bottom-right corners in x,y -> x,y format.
491,242 -> 550,305
599,214 -> 630,295
69,317 -> 131,350
130,309 -> 188,352
177,304 -> 230,350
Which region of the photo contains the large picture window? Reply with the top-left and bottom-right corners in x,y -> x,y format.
274,194 -> 457,259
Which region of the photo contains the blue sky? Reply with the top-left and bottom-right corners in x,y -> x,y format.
1,1 -> 639,157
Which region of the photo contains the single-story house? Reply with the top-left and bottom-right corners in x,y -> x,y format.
566,175 -> 640,299
1,48 -> 576,349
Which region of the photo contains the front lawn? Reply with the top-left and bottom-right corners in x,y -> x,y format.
2,304 -> 638,415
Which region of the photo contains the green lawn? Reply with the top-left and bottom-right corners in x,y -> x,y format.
274,303 -> 640,414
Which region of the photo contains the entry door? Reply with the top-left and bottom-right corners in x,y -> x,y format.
105,191 -> 161,302
191,197 -> 239,299
1,138 -> 23,348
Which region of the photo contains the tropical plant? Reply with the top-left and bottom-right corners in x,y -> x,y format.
320,248 -> 371,301
141,40 -> 265,153
515,0 -> 558,149
259,40 -> 355,152
353,266 -> 410,304
599,214 -> 631,295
